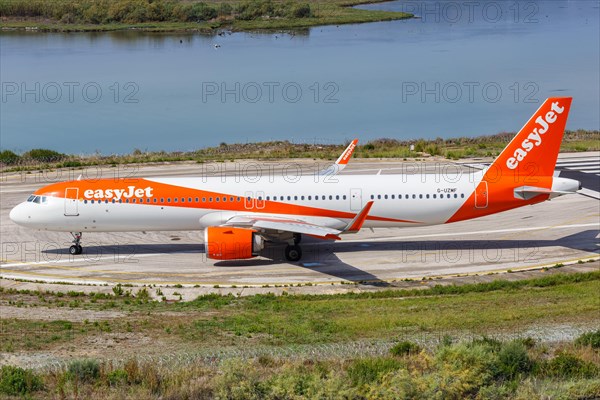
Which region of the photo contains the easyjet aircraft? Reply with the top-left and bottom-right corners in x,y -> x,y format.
10,98 -> 580,262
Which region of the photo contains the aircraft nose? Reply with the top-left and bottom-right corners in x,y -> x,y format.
9,203 -> 30,226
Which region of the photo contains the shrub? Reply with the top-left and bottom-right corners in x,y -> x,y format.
212,360 -> 265,400
188,2 -> 217,21
542,352 -> 598,379
68,359 -> 100,382
23,148 -> 65,162
0,150 -> 20,165
289,3 -> 311,18
107,369 -> 128,386
575,330 -> 600,349
495,341 -> 533,380
0,366 -> 43,395
347,357 -> 404,387
390,341 -> 421,357
431,343 -> 497,397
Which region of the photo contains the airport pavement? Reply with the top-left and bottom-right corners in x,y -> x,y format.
1,155 -> 598,290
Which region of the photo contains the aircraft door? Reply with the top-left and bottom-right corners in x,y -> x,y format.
64,188 -> 79,216
350,188 -> 362,211
475,181 -> 488,208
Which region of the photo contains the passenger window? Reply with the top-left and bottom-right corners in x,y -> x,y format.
181,198 -> 185,203
84,200 -> 88,204
378,195 -> 382,199
195,197 -> 199,202
371,194 -> 374,200
230,197 -> 233,202
287,196 -> 291,201
301,196 -> 305,200
433,194 -> 436,199
454,194 -> 458,198
384,195 -> 388,199
329,195 -> 332,200
322,195 -> 326,200
343,195 -> 347,200
216,197 -> 219,202
153,198 -> 157,203
174,198 -> 178,203
336,195 -> 339,200
294,196 -> 298,200
412,194 -> 416,199
461,194 -> 465,198
167,198 -> 170,203
223,197 -> 227,202
188,197 -> 192,202
112,199 -> 116,203
308,196 -> 312,200
426,194 -> 430,199
391,195 -> 395,199
131,199 -> 135,203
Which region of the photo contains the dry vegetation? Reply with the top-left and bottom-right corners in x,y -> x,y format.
1,130 -> 598,172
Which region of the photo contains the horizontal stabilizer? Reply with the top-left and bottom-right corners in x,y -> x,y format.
514,186 -> 573,200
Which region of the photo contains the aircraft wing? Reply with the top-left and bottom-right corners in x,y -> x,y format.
224,215 -> 343,240
222,201 -> 374,240
319,139 -> 358,176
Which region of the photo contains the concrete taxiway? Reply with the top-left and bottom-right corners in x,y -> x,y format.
1,156 -> 598,288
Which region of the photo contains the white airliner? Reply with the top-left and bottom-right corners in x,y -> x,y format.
9,98 -> 580,262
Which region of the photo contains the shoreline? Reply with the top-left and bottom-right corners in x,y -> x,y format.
0,0 -> 413,34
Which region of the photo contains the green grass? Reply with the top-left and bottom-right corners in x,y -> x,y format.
1,272 -> 599,352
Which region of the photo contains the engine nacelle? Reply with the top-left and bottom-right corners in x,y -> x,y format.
204,226 -> 264,260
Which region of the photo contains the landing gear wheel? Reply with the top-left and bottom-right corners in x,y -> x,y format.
285,245 -> 302,262
69,232 -> 83,255
69,245 -> 82,255
293,233 -> 302,245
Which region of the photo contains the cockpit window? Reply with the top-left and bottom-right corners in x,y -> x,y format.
27,195 -> 47,204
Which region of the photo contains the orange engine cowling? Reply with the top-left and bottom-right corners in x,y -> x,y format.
204,226 -> 264,260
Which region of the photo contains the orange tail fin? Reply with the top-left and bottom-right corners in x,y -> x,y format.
490,97 -> 572,177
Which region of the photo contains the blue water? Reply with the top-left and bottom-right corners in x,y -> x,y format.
1,0 -> 598,154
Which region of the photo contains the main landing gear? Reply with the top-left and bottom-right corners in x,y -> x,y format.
285,244 -> 302,262
69,232 -> 83,255
284,233 -> 303,262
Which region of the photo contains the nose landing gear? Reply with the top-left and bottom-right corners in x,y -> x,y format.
69,232 -> 83,255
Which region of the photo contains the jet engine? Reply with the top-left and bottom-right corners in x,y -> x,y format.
204,226 -> 264,260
